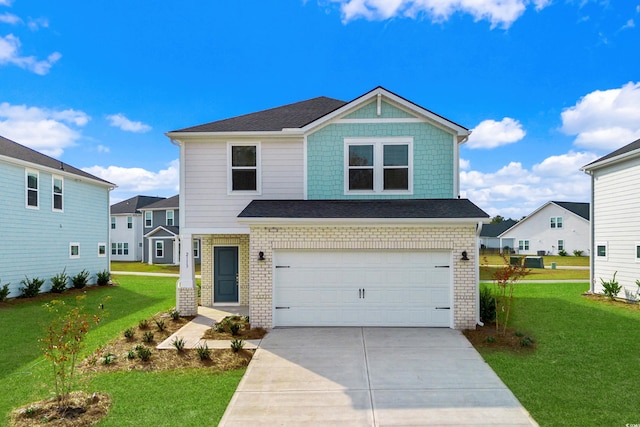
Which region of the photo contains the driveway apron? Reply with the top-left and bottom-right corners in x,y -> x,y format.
218,328 -> 537,426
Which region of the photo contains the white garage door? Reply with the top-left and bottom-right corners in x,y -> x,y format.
273,250 -> 452,327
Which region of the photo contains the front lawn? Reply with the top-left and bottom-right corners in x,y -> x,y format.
110,261 -> 201,275
480,266 -> 589,281
476,282 -> 640,426
482,254 -> 589,267
0,275 -> 240,426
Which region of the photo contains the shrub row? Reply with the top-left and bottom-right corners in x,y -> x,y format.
0,269 -> 111,301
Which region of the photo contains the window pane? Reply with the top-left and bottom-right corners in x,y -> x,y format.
597,245 -> 606,256
232,170 -> 257,191
28,173 -> 38,189
349,169 -> 373,190
53,178 -> 62,194
54,194 -> 63,210
557,217 -> 563,228
383,145 -> 408,166
383,168 -> 408,190
232,146 -> 256,167
28,190 -> 38,207
349,145 -> 373,166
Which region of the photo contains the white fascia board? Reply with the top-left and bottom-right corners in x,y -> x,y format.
166,130 -> 304,141
0,155 -> 116,189
581,149 -> 640,172
236,217 -> 489,226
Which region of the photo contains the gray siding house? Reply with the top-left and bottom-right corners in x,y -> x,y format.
110,195 -> 165,261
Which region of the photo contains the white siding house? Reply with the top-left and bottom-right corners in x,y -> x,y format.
498,201 -> 590,256
110,195 -> 165,261
582,139 -> 640,299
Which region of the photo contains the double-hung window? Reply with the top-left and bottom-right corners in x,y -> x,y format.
558,240 -> 564,251
127,216 -> 133,229
144,211 -> 152,228
345,138 -> 412,194
26,170 -> 39,208
155,241 -> 164,258
550,217 -> 563,229
52,176 -> 63,211
518,240 -> 530,251
166,210 -> 174,226
193,240 -> 200,258
229,143 -> 260,193
111,217 -> 116,229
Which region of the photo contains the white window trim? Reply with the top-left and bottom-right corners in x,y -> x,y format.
635,242 -> 640,262
558,240 -> 564,251
70,242 -> 80,259
166,210 -> 175,226
52,175 -> 63,212
98,243 -> 106,257
518,239 -> 530,251
550,216 -> 563,229
127,216 -> 133,229
123,242 -> 129,255
596,242 -> 608,260
343,137 -> 413,195
227,142 -> 262,195
156,241 -> 164,258
111,242 -> 117,255
25,169 -> 39,209
111,217 -> 116,229
144,211 -> 153,228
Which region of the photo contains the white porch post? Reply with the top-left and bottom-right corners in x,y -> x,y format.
176,233 -> 197,316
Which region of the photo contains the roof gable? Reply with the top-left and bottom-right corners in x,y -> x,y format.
480,219 -> 518,237
583,138 -> 640,171
142,194 -> 179,210
342,99 -> 415,120
498,201 -> 589,237
111,195 -> 166,214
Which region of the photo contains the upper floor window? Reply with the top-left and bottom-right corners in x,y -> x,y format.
127,216 -> 133,229
228,143 -> 260,193
26,170 -> 39,208
344,138 -> 413,194
166,210 -> 174,226
144,211 -> 152,228
52,176 -> 63,211
111,217 -> 116,229
550,217 -> 563,229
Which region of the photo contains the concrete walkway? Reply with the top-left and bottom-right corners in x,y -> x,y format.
219,328 -> 538,426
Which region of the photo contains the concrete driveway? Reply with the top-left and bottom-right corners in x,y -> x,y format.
219,328 -> 537,426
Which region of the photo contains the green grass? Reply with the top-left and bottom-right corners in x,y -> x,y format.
482,254 -> 590,267
110,261 -> 201,275
0,275 -> 239,426
480,266 -> 589,281
479,282 -> 640,426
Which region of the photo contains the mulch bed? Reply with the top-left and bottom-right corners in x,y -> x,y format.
463,322 -> 537,353
202,315 -> 268,340
9,391 -> 110,427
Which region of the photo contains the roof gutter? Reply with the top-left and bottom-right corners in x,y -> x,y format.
237,217 -> 490,226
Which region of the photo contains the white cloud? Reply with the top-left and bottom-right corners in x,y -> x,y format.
97,145 -> 110,153
0,12 -> 20,24
0,102 -> 89,157
0,34 -> 61,75
460,152 -> 595,218
459,157 -> 470,170
27,17 -> 49,31
620,19 -> 635,30
0,0 -> 13,6
331,0 -> 546,28
561,81 -> 640,151
466,117 -> 526,149
83,159 -> 179,196
106,113 -> 152,133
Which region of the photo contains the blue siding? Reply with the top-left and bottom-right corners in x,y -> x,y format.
0,161 -> 110,297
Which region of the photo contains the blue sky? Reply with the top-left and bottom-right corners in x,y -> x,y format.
1,0 -> 639,218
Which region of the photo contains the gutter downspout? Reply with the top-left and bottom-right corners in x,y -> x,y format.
475,221 -> 484,326
588,170 -> 595,293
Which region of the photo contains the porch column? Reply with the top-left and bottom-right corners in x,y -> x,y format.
176,233 -> 197,316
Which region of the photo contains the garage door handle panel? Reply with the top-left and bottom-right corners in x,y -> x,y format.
275,266 -> 290,268
435,265 -> 450,268
275,306 -> 290,309
435,307 -> 450,310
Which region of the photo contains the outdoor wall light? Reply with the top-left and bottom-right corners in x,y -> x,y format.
461,251 -> 469,261
258,251 -> 265,261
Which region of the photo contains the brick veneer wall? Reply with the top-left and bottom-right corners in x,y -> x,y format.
248,224 -> 479,329
200,234 -> 250,306
176,287 -> 198,317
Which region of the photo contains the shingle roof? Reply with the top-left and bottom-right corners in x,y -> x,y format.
238,199 -> 489,220
172,97 -> 347,133
142,195 -> 179,210
480,219 -> 518,237
553,201 -> 590,220
111,195 -> 167,214
0,135 -> 114,186
583,138 -> 640,169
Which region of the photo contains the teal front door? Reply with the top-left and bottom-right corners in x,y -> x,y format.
214,246 -> 239,303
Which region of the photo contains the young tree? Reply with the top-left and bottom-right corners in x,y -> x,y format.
484,254 -> 529,334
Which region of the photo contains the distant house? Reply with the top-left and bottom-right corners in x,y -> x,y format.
110,195 -> 165,262
480,219 -> 517,253
0,135 -> 114,297
140,195 -> 201,265
582,138 -> 640,299
498,201 -> 590,256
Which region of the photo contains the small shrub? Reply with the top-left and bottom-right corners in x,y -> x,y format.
558,249 -> 568,256
169,309 -> 180,320
138,319 -> 149,329
230,339 -> 244,353
601,272 -> 622,300
520,336 -> 535,347
21,276 -> 44,298
229,322 -> 241,336
485,336 -> 496,344
155,319 -> 166,331
71,269 -> 90,289
479,285 -> 496,323
123,327 -> 136,340
142,331 -> 154,343
96,269 -> 110,286
126,350 -> 136,360
214,322 -> 225,333
172,337 -> 186,352
514,331 -> 524,337
573,250 -> 584,257
136,346 -> 152,361
49,269 -> 69,293
196,343 -> 211,360
101,353 -> 116,365
0,281 -> 10,302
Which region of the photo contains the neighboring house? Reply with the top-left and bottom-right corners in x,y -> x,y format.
0,135 -> 114,297
167,87 -> 489,329
498,201 -> 590,256
140,195 -> 201,265
582,138 -> 640,300
480,219 -> 517,253
110,195 -> 165,262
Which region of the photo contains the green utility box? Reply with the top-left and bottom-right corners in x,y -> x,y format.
509,256 -> 522,266
524,256 -> 544,269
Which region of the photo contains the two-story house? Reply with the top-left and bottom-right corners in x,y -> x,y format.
0,135 -> 114,297
140,195 -> 201,265
110,195 -> 166,262
167,87 -> 489,329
